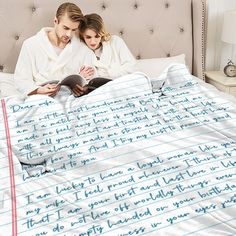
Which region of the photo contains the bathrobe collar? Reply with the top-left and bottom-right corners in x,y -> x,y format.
36,27 -> 78,73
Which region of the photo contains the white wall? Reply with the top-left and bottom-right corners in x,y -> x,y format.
206,0 -> 236,71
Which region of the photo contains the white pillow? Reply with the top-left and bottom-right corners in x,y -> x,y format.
0,72 -> 19,97
135,54 -> 186,77
0,72 -> 14,79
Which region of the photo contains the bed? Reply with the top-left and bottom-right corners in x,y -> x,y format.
1,0 -> 236,236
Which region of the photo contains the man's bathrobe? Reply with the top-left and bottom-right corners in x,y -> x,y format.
14,28 -> 95,96
93,35 -> 137,79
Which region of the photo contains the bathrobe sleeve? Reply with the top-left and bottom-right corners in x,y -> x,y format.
14,40 -> 40,96
106,36 -> 137,78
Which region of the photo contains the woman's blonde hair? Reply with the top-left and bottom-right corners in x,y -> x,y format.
79,13 -> 111,42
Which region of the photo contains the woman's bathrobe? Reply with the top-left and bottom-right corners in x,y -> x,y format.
14,28 -> 94,96
93,35 -> 137,79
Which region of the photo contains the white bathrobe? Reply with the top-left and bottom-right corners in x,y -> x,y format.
14,28 -> 95,96
94,35 -> 137,79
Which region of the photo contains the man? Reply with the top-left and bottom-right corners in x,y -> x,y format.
15,2 -> 95,97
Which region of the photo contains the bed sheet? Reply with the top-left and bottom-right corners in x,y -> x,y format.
0,64 -> 236,235
0,72 -> 19,98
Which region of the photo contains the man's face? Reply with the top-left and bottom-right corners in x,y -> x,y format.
54,14 -> 79,44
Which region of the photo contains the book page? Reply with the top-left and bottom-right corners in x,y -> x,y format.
60,74 -> 87,89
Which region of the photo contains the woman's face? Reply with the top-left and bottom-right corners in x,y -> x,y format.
82,28 -> 102,50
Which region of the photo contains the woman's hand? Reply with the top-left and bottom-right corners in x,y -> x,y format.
80,66 -> 96,80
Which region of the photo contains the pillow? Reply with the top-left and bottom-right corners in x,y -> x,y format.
135,54 -> 186,77
0,72 -> 19,97
0,72 -> 14,79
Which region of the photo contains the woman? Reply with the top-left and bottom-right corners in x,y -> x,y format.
79,13 -> 137,79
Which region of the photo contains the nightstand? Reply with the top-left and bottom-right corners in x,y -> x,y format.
205,71 -> 236,97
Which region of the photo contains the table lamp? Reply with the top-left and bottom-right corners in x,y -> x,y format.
221,10 -> 236,77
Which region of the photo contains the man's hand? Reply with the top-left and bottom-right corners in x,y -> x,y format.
80,66 -> 95,80
36,84 -> 60,97
72,84 -> 88,97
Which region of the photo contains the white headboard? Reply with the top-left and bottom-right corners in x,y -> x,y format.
0,0 -> 207,79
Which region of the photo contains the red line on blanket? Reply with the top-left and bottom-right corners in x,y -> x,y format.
1,99 -> 17,236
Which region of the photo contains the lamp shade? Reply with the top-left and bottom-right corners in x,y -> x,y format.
221,10 -> 236,44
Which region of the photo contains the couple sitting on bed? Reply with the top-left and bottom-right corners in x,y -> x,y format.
14,2 -> 136,97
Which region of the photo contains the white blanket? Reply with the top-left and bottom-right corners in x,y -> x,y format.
0,64 -> 236,235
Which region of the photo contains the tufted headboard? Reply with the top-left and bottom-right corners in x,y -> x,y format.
0,0 -> 207,79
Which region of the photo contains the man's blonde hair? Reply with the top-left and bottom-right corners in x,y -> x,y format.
56,2 -> 83,22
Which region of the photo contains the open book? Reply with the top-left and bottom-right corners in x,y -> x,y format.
41,75 -> 111,92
